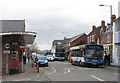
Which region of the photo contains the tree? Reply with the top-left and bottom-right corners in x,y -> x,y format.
76,40 -> 86,46
90,42 -> 96,44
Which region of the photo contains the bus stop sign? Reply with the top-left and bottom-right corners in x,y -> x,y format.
20,44 -> 25,50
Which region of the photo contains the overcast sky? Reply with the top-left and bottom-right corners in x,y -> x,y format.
0,0 -> 119,50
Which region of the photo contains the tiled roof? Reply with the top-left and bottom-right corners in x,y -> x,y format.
70,33 -> 86,42
88,27 -> 101,36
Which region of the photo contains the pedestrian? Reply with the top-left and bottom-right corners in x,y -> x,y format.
104,53 -> 109,66
23,52 -> 26,64
108,53 -> 110,65
27,54 -> 30,63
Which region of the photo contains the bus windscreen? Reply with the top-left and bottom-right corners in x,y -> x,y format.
85,49 -> 103,59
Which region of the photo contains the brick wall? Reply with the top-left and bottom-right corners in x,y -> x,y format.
70,34 -> 87,47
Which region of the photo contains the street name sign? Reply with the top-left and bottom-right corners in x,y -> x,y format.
4,50 -> 10,54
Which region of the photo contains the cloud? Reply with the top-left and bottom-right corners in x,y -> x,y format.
0,0 -> 119,50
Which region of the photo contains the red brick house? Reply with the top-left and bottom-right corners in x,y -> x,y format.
70,33 -> 87,47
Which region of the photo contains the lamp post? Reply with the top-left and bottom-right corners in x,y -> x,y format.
99,4 -> 112,65
62,32 -> 69,60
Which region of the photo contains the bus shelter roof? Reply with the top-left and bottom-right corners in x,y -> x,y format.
0,31 -> 36,44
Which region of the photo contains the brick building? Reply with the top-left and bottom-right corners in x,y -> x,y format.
87,20 -> 105,44
69,33 -> 87,47
0,20 -> 36,75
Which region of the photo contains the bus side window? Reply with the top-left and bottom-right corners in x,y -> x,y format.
82,50 -> 84,57
80,49 -> 83,57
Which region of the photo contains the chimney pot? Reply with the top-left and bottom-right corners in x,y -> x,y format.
101,20 -> 105,26
92,25 -> 96,31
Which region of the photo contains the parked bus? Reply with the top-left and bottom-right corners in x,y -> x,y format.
51,45 -> 65,60
69,44 -> 104,67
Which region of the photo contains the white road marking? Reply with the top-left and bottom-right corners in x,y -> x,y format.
64,72 -> 67,74
67,69 -> 71,73
45,67 -> 56,75
91,75 -> 105,81
114,73 -> 120,75
36,75 -> 39,76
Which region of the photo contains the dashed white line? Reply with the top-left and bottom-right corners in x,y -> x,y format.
91,75 -> 105,81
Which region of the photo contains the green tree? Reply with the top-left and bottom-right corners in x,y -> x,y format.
76,40 -> 86,46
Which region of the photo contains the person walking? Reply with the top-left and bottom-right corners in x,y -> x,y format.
23,52 -> 26,64
104,53 -> 109,66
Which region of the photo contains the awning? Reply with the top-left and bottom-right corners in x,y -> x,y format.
0,31 -> 37,44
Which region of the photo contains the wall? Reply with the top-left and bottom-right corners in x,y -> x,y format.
70,34 -> 87,47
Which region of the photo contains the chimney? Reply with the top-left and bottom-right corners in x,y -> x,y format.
101,20 -> 105,26
112,15 -> 116,23
92,25 -> 96,31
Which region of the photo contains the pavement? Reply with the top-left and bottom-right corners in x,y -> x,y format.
105,65 -> 120,71
2,59 -> 43,80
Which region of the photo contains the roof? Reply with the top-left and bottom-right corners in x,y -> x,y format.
88,27 -> 101,36
70,33 -> 86,42
52,40 -> 65,46
0,31 -> 36,44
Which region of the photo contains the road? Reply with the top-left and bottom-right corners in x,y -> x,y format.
2,61 -> 119,82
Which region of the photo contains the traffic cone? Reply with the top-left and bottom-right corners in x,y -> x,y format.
32,63 -> 35,67
36,66 -> 39,73
32,61 -> 35,67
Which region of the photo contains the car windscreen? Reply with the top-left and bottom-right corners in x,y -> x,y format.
46,55 -> 53,57
38,56 -> 47,60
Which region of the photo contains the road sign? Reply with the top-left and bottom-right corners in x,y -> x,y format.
20,44 -> 26,50
5,43 -> 10,49
4,50 -> 10,54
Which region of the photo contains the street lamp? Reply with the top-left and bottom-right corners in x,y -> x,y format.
99,4 -> 113,64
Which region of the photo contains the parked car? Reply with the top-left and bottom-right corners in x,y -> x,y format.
37,55 -> 48,67
46,55 -> 54,61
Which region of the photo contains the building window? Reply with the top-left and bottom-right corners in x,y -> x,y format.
90,36 -> 91,42
92,35 -> 94,42
87,37 -> 89,43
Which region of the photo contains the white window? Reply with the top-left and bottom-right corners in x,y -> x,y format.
87,37 -> 89,43
90,36 -> 91,42
92,35 -> 94,42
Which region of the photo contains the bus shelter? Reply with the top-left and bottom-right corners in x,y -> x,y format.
0,31 -> 36,75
